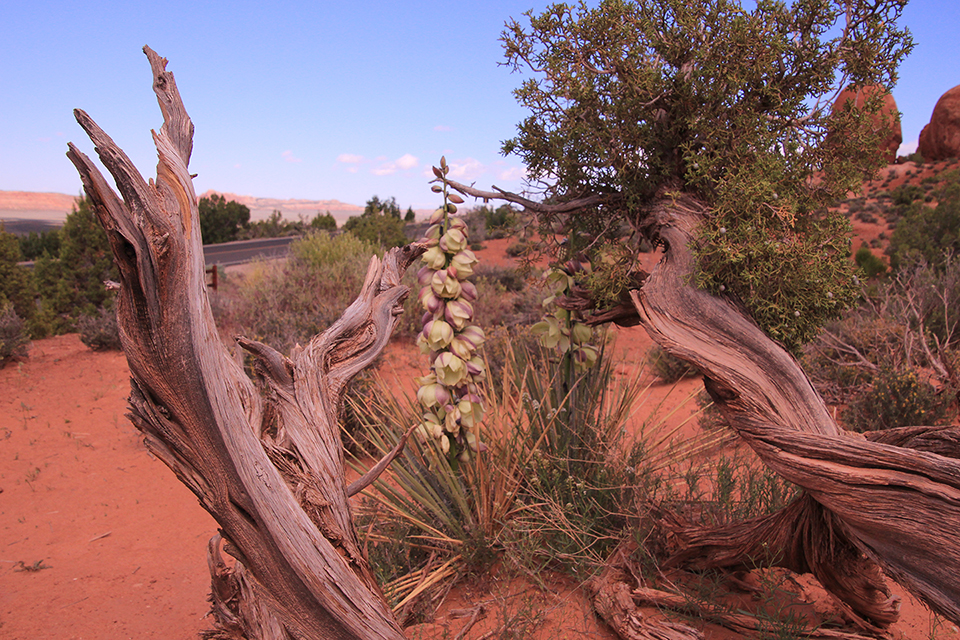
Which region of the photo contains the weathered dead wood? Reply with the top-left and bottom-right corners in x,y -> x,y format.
67,46 -> 415,639
660,494 -> 898,633
586,543 -> 704,640
630,192 -> 960,627
630,586 -> 883,640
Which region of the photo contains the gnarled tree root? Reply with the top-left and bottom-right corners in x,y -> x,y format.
661,493 -> 898,634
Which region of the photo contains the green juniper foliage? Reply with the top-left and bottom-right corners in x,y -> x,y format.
501,0 -> 912,352
198,193 -> 251,244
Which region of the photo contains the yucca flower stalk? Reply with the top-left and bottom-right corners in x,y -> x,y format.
532,258 -> 599,373
414,157 -> 487,460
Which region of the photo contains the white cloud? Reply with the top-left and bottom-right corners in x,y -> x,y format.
373,154 -> 420,176
496,166 -> 527,182
282,150 -> 302,163
447,158 -> 485,181
396,154 -> 419,170
898,139 -> 918,156
337,153 -> 364,164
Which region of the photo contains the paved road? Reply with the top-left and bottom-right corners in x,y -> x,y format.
17,235 -> 302,269
202,236 -> 300,267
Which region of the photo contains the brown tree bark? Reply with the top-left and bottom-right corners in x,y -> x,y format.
631,193 -> 960,628
66,46 -> 412,640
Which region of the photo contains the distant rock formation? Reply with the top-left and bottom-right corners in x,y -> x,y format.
198,190 -> 364,225
831,85 -> 902,163
918,84 -> 960,161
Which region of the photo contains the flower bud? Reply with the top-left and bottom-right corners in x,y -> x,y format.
419,286 -> 444,316
445,299 -> 474,330
459,280 -> 478,302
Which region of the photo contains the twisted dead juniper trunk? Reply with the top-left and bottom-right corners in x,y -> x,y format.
67,46 -> 413,640
632,193 -> 960,630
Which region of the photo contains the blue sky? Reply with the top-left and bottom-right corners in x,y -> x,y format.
1,0 -> 957,212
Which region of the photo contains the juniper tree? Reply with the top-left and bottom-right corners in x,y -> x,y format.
498,0 -> 912,351
446,0 -> 960,631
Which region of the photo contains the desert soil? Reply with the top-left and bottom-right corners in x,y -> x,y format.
0,234 -> 951,639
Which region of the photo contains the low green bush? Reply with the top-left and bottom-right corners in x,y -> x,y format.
505,240 -> 530,258
217,232 -> 381,353
648,345 -> 699,382
854,246 -> 887,279
844,366 -> 947,432
0,303 -> 30,367
78,307 -> 122,351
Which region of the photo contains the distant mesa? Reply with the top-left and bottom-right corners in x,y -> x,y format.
0,189 -> 367,230
199,190 -> 363,226
918,84 -> 960,161
830,85 -> 902,163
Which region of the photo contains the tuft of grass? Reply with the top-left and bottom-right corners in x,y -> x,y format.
77,306 -> 122,351
0,302 -> 30,367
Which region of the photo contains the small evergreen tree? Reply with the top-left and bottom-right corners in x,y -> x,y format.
0,226 -> 36,326
199,193 -> 251,244
344,195 -> 408,248
888,177 -> 960,270
310,211 -> 337,231
32,196 -> 118,334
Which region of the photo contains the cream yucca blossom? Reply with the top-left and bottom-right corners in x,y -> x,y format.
444,299 -> 473,330
434,351 -> 468,386
422,319 -> 454,351
421,245 -> 448,270
534,263 -> 599,372
440,228 -> 468,253
412,156 -> 487,459
449,249 -> 478,279
431,269 -> 463,299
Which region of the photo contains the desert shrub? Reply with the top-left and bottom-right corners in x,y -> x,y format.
807,259 -> 960,407
854,246 -> 887,279
199,194 -> 250,244
475,276 -> 543,330
705,453 -> 799,525
243,210 -> 305,239
31,197 -> 118,335
77,306 -> 122,351
0,303 -> 30,367
890,184 -> 924,206
218,232 -> 380,353
0,227 -> 37,329
888,177 -> 960,270
473,264 -> 525,292
482,204 -> 519,239
648,345 -> 699,382
343,212 -> 407,249
505,240 -> 530,257
310,211 -> 337,231
844,366 -> 947,432
804,311 -> 904,404
17,228 -> 61,261
901,152 -> 924,165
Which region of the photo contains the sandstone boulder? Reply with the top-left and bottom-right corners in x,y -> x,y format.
831,85 -> 902,163
918,84 -> 960,161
